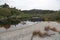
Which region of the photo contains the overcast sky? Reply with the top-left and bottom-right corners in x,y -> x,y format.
0,0 -> 60,10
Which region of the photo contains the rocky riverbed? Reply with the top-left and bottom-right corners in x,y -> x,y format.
0,21 -> 60,40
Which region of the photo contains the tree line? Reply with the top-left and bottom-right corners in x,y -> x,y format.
0,3 -> 60,25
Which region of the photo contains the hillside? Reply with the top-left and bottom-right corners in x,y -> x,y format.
0,3 -> 60,25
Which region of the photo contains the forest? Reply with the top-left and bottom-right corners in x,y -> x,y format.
0,3 -> 60,25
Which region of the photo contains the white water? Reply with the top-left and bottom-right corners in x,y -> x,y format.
0,21 -> 37,33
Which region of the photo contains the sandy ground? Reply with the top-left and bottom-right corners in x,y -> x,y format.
0,21 -> 60,40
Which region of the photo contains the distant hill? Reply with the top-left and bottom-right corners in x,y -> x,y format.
22,9 -> 55,14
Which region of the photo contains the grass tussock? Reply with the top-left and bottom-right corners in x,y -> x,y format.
38,31 -> 43,37
50,27 -> 57,32
31,27 -> 59,40
44,26 -> 50,31
58,31 -> 60,34
2,25 -> 10,29
31,30 -> 51,40
44,26 -> 58,32
31,30 -> 43,40
32,30 -> 43,37
43,32 -> 50,36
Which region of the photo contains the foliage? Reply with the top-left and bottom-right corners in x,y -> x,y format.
0,3 -> 60,25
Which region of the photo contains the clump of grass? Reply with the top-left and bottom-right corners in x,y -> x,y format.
50,27 -> 57,32
31,27 -> 58,40
31,30 -> 39,40
58,31 -> 60,34
31,30 -> 43,40
38,31 -> 43,37
32,30 -> 43,37
32,31 -> 39,36
2,24 -> 10,29
44,26 -> 50,31
43,32 -> 50,37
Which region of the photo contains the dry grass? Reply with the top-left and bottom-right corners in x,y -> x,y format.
44,26 -> 57,32
31,30 -> 43,40
32,30 -> 43,37
31,30 -> 51,40
2,25 -> 10,29
58,31 -> 60,34
38,31 -> 43,37
44,26 -> 50,31
32,31 -> 39,36
44,32 -> 49,36
50,27 -> 57,32
31,27 -> 58,40
43,32 -> 49,36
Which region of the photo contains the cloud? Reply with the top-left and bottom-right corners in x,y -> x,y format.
0,0 -> 60,10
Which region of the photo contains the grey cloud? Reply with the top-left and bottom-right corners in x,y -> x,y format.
0,0 -> 60,10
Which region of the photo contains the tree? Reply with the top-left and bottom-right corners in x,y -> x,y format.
0,8 -> 11,17
0,3 -> 9,8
